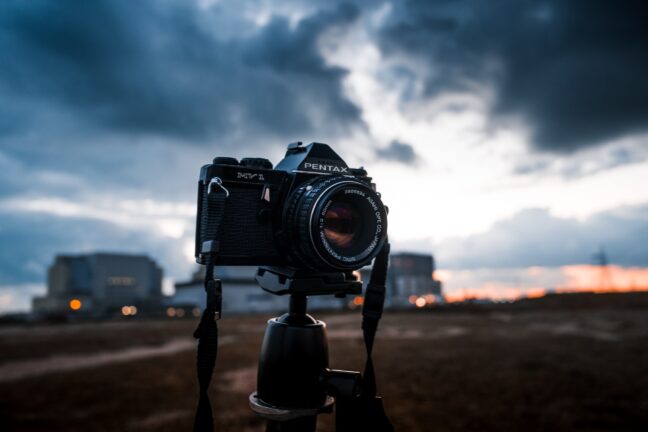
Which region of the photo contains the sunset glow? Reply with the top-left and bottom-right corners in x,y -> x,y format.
441,265 -> 648,303
558,265 -> 648,293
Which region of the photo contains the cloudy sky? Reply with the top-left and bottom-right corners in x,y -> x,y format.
1,0 -> 647,311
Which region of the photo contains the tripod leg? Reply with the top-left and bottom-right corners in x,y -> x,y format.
266,416 -> 317,432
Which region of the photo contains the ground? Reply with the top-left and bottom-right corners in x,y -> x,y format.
1,293 -> 648,431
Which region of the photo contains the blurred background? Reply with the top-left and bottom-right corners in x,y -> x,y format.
1,0 -> 647,431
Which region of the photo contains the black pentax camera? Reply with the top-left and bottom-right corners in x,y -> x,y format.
195,142 -> 388,272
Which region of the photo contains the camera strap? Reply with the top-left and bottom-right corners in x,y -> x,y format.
193,183 -> 393,431
336,242 -> 395,432
193,187 -> 227,432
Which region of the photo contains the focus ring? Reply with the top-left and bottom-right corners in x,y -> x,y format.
286,176 -> 383,271
295,177 -> 345,269
284,179 -> 318,269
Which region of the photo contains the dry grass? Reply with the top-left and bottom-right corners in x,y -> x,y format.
1,297 -> 648,431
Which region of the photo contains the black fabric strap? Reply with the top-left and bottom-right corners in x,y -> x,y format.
336,242 -> 394,432
193,182 -> 392,431
361,241 -> 390,399
193,184 -> 227,432
193,271 -> 221,432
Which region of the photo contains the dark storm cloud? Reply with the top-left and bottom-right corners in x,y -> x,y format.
375,139 -> 419,164
513,144 -> 648,178
380,0 -> 648,152
434,206 -> 648,269
0,0 -> 362,141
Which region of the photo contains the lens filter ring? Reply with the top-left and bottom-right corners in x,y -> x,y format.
286,176 -> 387,271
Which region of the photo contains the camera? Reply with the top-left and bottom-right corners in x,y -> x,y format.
195,142 -> 388,272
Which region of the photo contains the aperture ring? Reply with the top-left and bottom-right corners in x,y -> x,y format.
285,176 -> 387,271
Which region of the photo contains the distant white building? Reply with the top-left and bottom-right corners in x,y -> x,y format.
169,266 -> 347,315
171,252 -> 442,315
33,253 -> 163,318
170,266 -> 287,314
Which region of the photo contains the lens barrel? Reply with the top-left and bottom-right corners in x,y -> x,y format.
285,176 -> 387,271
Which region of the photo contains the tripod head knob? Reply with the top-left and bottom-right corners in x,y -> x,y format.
322,368 -> 362,399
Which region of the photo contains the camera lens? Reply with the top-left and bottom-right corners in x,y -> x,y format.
285,177 -> 387,271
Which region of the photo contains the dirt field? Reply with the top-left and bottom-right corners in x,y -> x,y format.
1,295 -> 648,431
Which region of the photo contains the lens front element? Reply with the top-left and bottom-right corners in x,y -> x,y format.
285,176 -> 387,271
317,185 -> 384,266
323,201 -> 359,250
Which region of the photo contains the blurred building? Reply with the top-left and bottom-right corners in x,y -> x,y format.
32,253 -> 163,318
169,266 -> 285,315
360,252 -> 443,309
168,266 -> 346,316
173,252 -> 441,315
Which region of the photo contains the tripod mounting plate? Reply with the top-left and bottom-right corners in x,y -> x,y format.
249,393 -> 334,421
256,266 -> 362,296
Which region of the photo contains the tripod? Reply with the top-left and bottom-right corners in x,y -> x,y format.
249,267 -> 363,432
192,249 -> 394,432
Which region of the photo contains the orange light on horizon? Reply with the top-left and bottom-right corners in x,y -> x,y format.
415,297 -> 426,308
353,296 -> 364,306
559,265 -> 648,293
442,265 -> 648,304
444,284 -> 549,303
526,288 -> 546,299
69,299 -> 82,311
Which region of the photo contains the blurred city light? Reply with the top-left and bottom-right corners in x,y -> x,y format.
121,305 -> 137,316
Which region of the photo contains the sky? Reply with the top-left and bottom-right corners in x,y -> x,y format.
1,0 -> 648,312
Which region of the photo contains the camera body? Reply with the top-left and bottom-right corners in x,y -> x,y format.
195,142 -> 387,272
